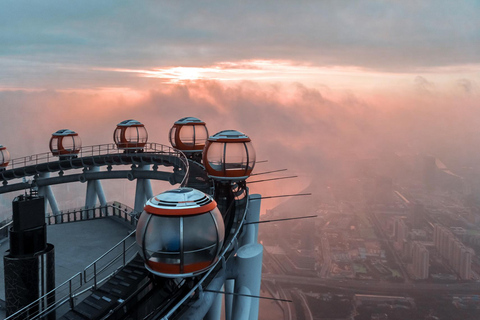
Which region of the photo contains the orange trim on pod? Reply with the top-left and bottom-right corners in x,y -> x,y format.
144,200 -> 217,216
147,259 -> 215,274
207,168 -> 253,178
208,138 -> 250,143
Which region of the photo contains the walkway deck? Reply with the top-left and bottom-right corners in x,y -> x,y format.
0,217 -> 135,318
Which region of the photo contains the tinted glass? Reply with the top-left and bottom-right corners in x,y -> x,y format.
183,213 -> 218,252
144,216 -> 181,253
194,125 -> 208,145
124,127 -> 139,143
62,136 -> 75,151
245,141 -> 256,170
136,212 -> 149,247
169,127 -> 177,147
73,135 -> 82,150
137,126 -> 148,143
184,248 -> 215,267
225,142 -> 247,170
50,137 -> 60,152
211,207 -> 225,245
207,142 -> 225,171
114,128 -> 122,144
179,125 -> 195,145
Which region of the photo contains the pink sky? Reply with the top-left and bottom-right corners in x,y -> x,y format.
1,1 -> 479,213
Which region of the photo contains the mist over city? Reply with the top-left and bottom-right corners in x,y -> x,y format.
1,1 -> 480,319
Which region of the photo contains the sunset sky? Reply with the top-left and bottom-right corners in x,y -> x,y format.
1,1 -> 479,212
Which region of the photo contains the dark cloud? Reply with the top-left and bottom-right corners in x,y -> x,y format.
414,76 -> 435,94
1,0 -> 479,89
457,78 -> 476,94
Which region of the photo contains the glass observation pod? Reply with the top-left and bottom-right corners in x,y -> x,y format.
113,119 -> 148,151
203,130 -> 256,181
136,188 -> 225,278
0,145 -> 10,170
169,117 -> 209,153
49,129 -> 82,158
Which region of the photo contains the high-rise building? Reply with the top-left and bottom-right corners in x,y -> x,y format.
433,224 -> 473,280
412,241 -> 429,279
394,218 -> 408,250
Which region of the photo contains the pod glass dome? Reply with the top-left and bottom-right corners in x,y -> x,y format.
169,117 -> 209,153
136,187 -> 225,278
203,130 -> 256,181
49,129 -> 82,156
114,119 -> 148,150
0,145 -> 10,168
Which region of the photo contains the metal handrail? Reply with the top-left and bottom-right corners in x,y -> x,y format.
5,272 -> 83,320
83,230 -> 138,289
4,231 -> 138,320
3,142 -> 190,187
45,201 -> 135,226
161,188 -> 250,319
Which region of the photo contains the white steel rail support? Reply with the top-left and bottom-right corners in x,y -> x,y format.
134,176 -> 145,214
134,165 -> 151,214
242,194 -> 262,246
232,286 -> 252,320
204,285 -> 223,320
95,179 -> 107,207
38,172 -> 60,220
143,167 -> 153,200
224,279 -> 235,320
234,244 -> 264,320
84,167 -> 106,218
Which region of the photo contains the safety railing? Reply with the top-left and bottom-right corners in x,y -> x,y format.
5,272 -> 83,320
45,201 -> 136,226
5,230 -> 138,320
83,230 -> 138,290
0,219 -> 12,239
3,142 -> 190,187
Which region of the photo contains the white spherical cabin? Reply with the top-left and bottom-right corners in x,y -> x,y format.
203,130 -> 256,181
113,119 -> 148,151
136,188 -> 225,278
49,129 -> 82,157
169,117 -> 209,153
0,145 -> 10,169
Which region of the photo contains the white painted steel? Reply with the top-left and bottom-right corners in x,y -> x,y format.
234,244 -> 263,320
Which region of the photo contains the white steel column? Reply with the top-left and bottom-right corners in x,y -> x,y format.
232,286 -> 252,320
38,172 -> 60,220
224,279 -> 235,320
84,166 -> 106,219
234,243 -> 263,320
95,179 -> 107,206
204,285 -> 223,320
134,165 -> 151,213
242,194 -> 261,246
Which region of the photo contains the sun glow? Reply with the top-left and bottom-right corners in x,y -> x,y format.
96,60 -> 377,86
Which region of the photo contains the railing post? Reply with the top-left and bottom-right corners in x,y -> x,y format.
94,263 -> 97,290
123,241 -> 126,266
69,279 -> 74,310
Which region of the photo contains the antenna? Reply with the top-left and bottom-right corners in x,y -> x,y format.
245,215 -> 317,225
247,175 -> 297,184
204,289 -> 292,303
250,168 -> 287,176
250,193 -> 312,200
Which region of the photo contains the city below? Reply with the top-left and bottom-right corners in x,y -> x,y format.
259,154 -> 480,320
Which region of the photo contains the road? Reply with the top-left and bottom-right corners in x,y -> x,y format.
263,273 -> 480,295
